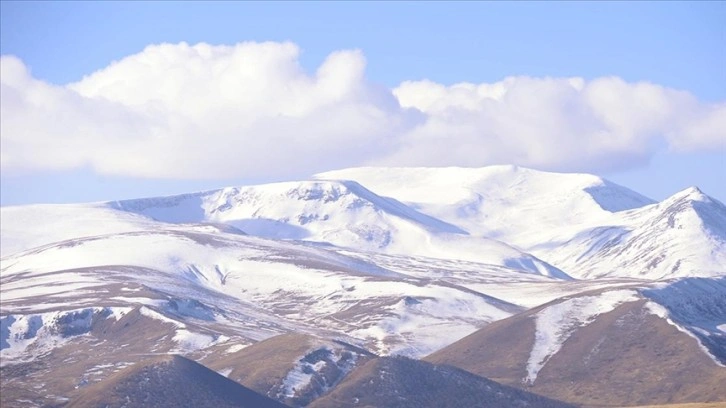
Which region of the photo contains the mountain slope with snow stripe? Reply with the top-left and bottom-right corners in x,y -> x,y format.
426,281 -> 726,406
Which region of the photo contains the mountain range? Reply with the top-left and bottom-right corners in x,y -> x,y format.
1,165 -> 724,407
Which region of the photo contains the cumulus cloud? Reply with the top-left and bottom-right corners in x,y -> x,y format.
1,41 -> 724,179
388,76 -> 725,172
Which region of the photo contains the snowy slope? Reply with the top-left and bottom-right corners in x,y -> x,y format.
543,187 -> 726,279
315,166 -> 726,280
0,203 -> 163,257
315,166 -> 654,246
1,223 -> 522,358
525,289 -> 641,383
109,179 -> 567,277
515,280 -> 726,377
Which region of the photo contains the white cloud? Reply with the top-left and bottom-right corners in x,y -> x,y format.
1,41 -> 724,179
388,76 -> 725,172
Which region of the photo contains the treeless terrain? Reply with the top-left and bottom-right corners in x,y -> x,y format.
427,297 -> 726,407
310,356 -> 575,408
67,354 -> 288,408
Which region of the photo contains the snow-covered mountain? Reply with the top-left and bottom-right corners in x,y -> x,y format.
316,165 -> 726,280
1,165 -> 725,407
544,186 -> 726,279
105,179 -> 567,278
1,223 -> 526,359
315,165 -> 655,245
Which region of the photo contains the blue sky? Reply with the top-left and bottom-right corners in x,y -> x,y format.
1,1 -> 724,205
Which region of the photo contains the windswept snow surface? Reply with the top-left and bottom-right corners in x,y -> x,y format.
315,166 -> 654,246
548,187 -> 726,280
0,203 -> 161,257
525,290 -> 640,384
106,179 -> 568,276
316,166 -> 726,281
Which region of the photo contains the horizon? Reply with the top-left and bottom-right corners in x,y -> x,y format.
1,1 -> 724,205
0,163 -> 719,207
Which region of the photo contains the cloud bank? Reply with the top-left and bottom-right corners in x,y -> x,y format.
2,41 -> 724,179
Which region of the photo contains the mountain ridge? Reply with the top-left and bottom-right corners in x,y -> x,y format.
1,165 -> 724,407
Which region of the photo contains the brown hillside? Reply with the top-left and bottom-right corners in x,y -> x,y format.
310,356 -> 575,408
202,333 -> 375,407
427,298 -> 726,407
67,354 -> 289,408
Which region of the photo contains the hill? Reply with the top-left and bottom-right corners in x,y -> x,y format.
309,356 -> 575,408
66,355 -> 289,408
426,283 -> 726,406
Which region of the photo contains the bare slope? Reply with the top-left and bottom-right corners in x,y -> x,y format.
309,356 -> 575,408
426,285 -> 726,407
67,355 -> 289,408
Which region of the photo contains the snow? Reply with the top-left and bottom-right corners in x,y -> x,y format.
0,203 -> 162,257
642,277 -> 726,366
2,221 -> 532,355
171,329 -> 217,352
0,271 -> 109,301
352,291 -> 512,357
315,166 -> 725,281
469,279 -> 644,309
225,344 -> 247,354
104,177 -> 569,276
109,297 -> 162,307
1,165 -> 725,366
315,166 -> 652,248
217,367 -> 234,377
139,306 -> 185,328
0,307 -> 128,366
525,289 -> 640,384
279,345 -> 359,399
280,361 -> 323,398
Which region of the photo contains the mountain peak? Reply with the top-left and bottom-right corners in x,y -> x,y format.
664,186 -> 713,206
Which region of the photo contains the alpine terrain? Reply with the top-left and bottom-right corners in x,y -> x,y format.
1,165 -> 724,407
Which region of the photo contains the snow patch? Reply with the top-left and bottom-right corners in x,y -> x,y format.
138,306 -> 185,328
280,360 -> 327,398
171,329 -> 216,352
0,307 -> 123,366
279,346 -> 359,400
225,344 -> 247,354
217,367 -> 233,377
